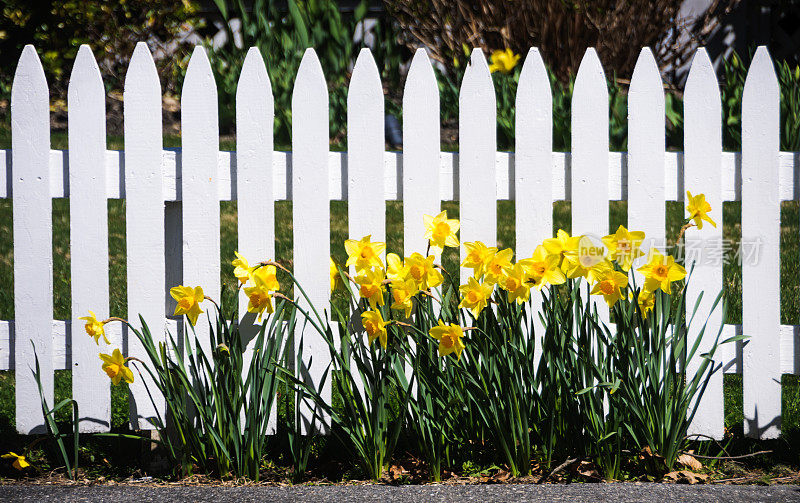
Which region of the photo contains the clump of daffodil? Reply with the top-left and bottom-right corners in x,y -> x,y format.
429,321 -> 466,360
637,249 -> 687,295
356,267 -> 386,308
232,251 -> 254,284
244,265 -> 280,320
391,278 -> 418,319
2,452 -> 30,470
459,276 -> 494,318
686,191 -> 716,229
488,48 -> 520,74
519,245 -> 566,288
80,310 -> 110,345
461,241 -> 497,279
345,235 -> 386,273
590,269 -> 630,307
170,285 -> 205,326
423,211 -> 460,255
602,225 -> 645,272
500,263 -> 533,304
362,309 -> 390,349
637,289 -> 655,319
99,348 -> 134,385
403,253 -> 443,290
483,247 -> 514,284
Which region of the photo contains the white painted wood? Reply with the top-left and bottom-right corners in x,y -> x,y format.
515,48 -> 552,362
684,48 -> 725,439
571,48 -> 609,323
403,49 -> 440,255
124,42 -> 165,429
742,46 -> 781,439
628,47 -> 665,270
459,49 -> 496,284
348,48 -> 385,244
12,45 -> 52,434
68,45 -> 110,432
236,47 -> 276,433
292,49 -> 330,432
181,46 -> 220,359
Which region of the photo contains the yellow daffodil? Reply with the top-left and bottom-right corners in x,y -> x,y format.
80,310 -> 110,345
345,235 -> 386,273
231,251 -> 254,284
404,253 -> 443,289
524,273 -> 546,291
362,309 -> 390,349
488,48 -> 520,74
543,229 -> 579,263
99,349 -> 134,385
170,285 -> 204,326
519,245 -> 566,287
244,266 -> 279,321
330,257 -> 342,292
602,225 -> 645,271
637,249 -> 687,295
500,263 -> 533,304
390,278 -> 418,319
386,253 -> 406,282
590,269 -> 629,307
429,320 -> 466,359
686,191 -> 716,229
423,211 -> 460,255
356,267 -> 386,308
563,236 -> 608,280
461,241 -> 497,279
458,276 -> 494,318
638,289 -> 655,319
2,452 -> 30,470
484,248 -> 514,284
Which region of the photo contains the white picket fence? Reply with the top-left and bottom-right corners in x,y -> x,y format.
1,42 -> 797,441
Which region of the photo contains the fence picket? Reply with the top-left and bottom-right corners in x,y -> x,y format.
292,49 -> 331,432
124,42 -> 165,429
12,45 -> 52,434
742,46 -> 781,439
236,47 -> 275,431
402,49 -> 440,256
684,48 -> 725,439
515,48 -> 552,362
68,45 -> 110,432
628,47 -> 665,269
459,49 -> 497,284
571,48 -> 610,323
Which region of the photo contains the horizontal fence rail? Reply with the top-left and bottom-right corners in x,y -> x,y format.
1,42 -> 797,442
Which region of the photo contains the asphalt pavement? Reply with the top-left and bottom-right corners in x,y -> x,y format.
1,483 -> 799,503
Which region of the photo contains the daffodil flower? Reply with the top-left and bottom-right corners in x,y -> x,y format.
637,249 -> 687,295
404,253 -> 443,290
345,235 -> 386,273
99,348 -> 134,385
423,211 -> 460,255
483,248 -> 514,284
330,257 -> 342,292
686,191 -> 716,229
231,251 -> 254,284
356,267 -> 386,308
2,452 -> 30,470
488,48 -> 520,74
637,289 -> 655,318
80,310 -> 110,345
519,245 -> 566,287
429,321 -> 466,360
170,285 -> 205,326
362,309 -> 390,349
386,253 -> 406,282
390,278 -> 418,319
458,276 -> 494,318
543,229 -> 579,264
461,241 -> 497,280
244,266 -> 279,321
500,263 -> 533,304
590,269 -> 630,307
602,225 -> 645,271
563,236 -> 608,281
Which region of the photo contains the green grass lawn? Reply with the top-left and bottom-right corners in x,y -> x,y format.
0,133 -> 798,439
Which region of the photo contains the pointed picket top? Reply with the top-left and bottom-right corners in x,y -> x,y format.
742,45 -> 781,440
685,48 -> 720,111
238,46 -> 272,99
294,48 -> 327,104
12,45 -> 48,105
348,48 -> 385,243
183,46 -> 216,103
402,48 -> 440,257
627,46 -> 665,265
69,45 -> 103,97
459,48 -> 497,284
573,47 -> 606,101
125,42 -> 160,93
